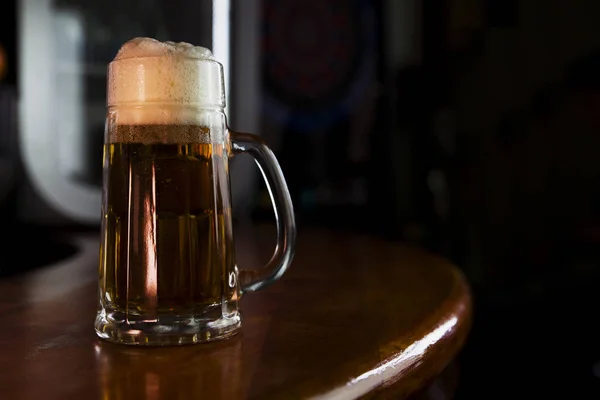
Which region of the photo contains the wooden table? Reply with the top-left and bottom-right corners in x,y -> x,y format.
0,225 -> 471,399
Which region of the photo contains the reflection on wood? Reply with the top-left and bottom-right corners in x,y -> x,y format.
0,225 -> 471,399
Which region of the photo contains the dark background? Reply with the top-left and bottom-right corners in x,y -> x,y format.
2,0 -> 600,398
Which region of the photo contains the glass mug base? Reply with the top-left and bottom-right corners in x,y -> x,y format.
94,309 -> 242,346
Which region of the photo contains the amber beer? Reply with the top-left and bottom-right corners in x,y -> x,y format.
99,125 -> 236,321
96,37 -> 295,346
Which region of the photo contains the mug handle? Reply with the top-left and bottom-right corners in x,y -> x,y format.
229,131 -> 296,294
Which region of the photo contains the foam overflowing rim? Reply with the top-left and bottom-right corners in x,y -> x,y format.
112,37 -> 216,61
107,38 -> 225,110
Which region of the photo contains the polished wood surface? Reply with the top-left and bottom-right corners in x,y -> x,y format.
0,225 -> 471,400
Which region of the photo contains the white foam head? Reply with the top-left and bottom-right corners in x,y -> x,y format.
107,37 -> 225,123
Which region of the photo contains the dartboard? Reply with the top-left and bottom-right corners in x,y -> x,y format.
0,43 -> 6,81
262,0 -> 376,132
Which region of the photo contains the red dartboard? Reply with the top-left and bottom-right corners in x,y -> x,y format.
262,0 -> 376,132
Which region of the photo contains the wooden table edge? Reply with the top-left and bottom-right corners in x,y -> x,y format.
311,262 -> 473,400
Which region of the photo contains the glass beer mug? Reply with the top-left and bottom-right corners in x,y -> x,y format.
95,38 -> 296,345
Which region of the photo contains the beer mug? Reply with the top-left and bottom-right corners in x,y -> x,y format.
94,38 -> 296,346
